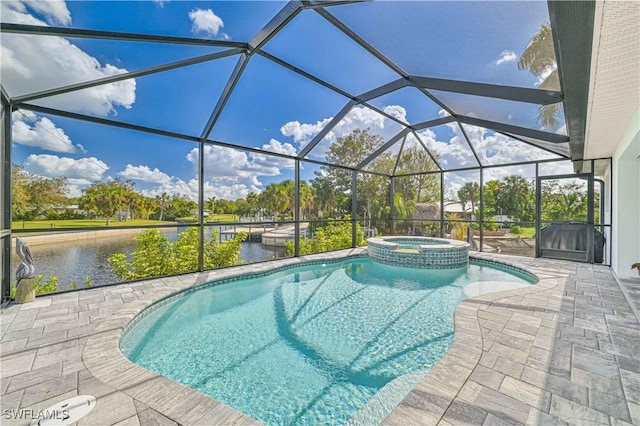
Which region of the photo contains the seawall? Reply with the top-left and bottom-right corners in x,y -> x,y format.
10,227 -> 177,247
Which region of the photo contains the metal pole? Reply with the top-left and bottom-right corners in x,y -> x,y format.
587,159 -> 595,263
390,176 -> 395,234
1,95 -> 11,301
294,160 -> 300,257
440,171 -> 445,238
198,142 -> 204,272
609,158 -> 613,266
535,163 -> 541,258
351,171 -> 357,248
479,168 -> 484,252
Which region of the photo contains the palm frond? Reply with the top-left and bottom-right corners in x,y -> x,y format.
538,68 -> 560,91
518,24 -> 557,77
537,103 -> 561,129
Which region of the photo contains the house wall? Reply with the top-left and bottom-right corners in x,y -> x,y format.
612,107 -> 640,278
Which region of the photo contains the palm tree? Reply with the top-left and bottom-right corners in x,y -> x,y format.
140,197 -> 157,220
246,192 -> 259,217
518,23 -> 562,128
125,191 -> 142,221
155,192 -> 169,221
458,182 -> 480,219
299,182 -> 315,220
206,196 -> 216,218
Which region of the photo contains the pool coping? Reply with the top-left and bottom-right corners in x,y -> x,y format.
81,248 -> 548,425
367,236 -> 471,250
381,252 -> 559,425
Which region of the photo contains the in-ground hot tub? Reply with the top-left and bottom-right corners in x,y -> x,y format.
367,236 -> 470,269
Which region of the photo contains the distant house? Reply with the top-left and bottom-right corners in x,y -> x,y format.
407,202 -> 473,220
408,203 -> 440,221
192,211 -> 210,219
443,202 -> 467,216
493,214 -> 514,223
51,204 -> 89,216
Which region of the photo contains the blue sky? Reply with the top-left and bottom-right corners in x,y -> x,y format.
2,0 -> 567,200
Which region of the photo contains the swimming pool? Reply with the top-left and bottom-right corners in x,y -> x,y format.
121,257 -> 536,425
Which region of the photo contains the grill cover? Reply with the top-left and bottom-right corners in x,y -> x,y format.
540,223 -> 605,263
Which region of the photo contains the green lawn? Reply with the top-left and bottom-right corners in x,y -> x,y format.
176,214 -> 238,223
209,214 -> 237,222
12,214 -> 239,229
11,219 -> 176,230
513,226 -> 536,238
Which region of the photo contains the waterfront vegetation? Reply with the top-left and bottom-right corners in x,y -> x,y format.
11,274 -> 62,297
10,273 -> 94,297
108,228 -> 248,281
285,218 -> 366,256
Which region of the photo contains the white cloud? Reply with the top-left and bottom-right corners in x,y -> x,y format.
383,105 -> 409,123
1,1 -> 136,116
182,143 -> 300,199
260,139 -> 297,157
137,175 -> 258,202
416,127 -> 477,169
119,164 -> 221,201
137,178 -> 196,201
23,154 -> 109,197
483,165 -> 535,182
280,117 -> 333,147
462,124 -> 558,166
191,145 -> 286,181
12,111 -> 78,153
495,50 -> 517,65
153,0 -> 169,8
280,105 -> 409,152
23,154 -> 108,182
189,8 -> 224,37
282,105 -> 406,159
119,164 -> 173,184
111,142 -> 296,202
251,139 -> 296,170
119,164 -> 249,201
2,0 -> 71,25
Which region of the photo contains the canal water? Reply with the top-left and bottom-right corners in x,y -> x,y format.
11,227 -> 286,292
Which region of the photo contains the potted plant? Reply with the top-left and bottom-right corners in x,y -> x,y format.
632,263 -> 640,277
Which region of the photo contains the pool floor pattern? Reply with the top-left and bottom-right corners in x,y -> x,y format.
1,249 -> 639,425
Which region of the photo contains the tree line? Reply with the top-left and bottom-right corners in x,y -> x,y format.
455,177 -> 592,223
11,128 -> 590,227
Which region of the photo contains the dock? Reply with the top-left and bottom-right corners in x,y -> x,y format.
260,224 -> 309,247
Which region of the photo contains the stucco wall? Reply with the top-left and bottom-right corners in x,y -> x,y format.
612,107 -> 640,278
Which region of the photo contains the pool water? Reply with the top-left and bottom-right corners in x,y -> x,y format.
121,258 -> 535,425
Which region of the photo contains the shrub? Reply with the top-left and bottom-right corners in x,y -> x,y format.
483,218 -> 499,232
109,228 -> 246,281
285,217 -> 365,256
10,274 -> 59,298
451,222 -> 468,241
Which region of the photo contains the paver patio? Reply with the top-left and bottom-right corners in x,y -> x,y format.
1,250 -> 638,425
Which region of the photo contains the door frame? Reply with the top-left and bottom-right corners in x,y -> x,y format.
535,173 -> 595,262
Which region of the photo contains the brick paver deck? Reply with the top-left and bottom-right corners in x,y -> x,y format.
1,251 -> 638,425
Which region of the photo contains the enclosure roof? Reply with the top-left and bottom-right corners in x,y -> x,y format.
1,1 -> 594,196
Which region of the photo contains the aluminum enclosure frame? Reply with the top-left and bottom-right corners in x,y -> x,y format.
0,1 -> 598,301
